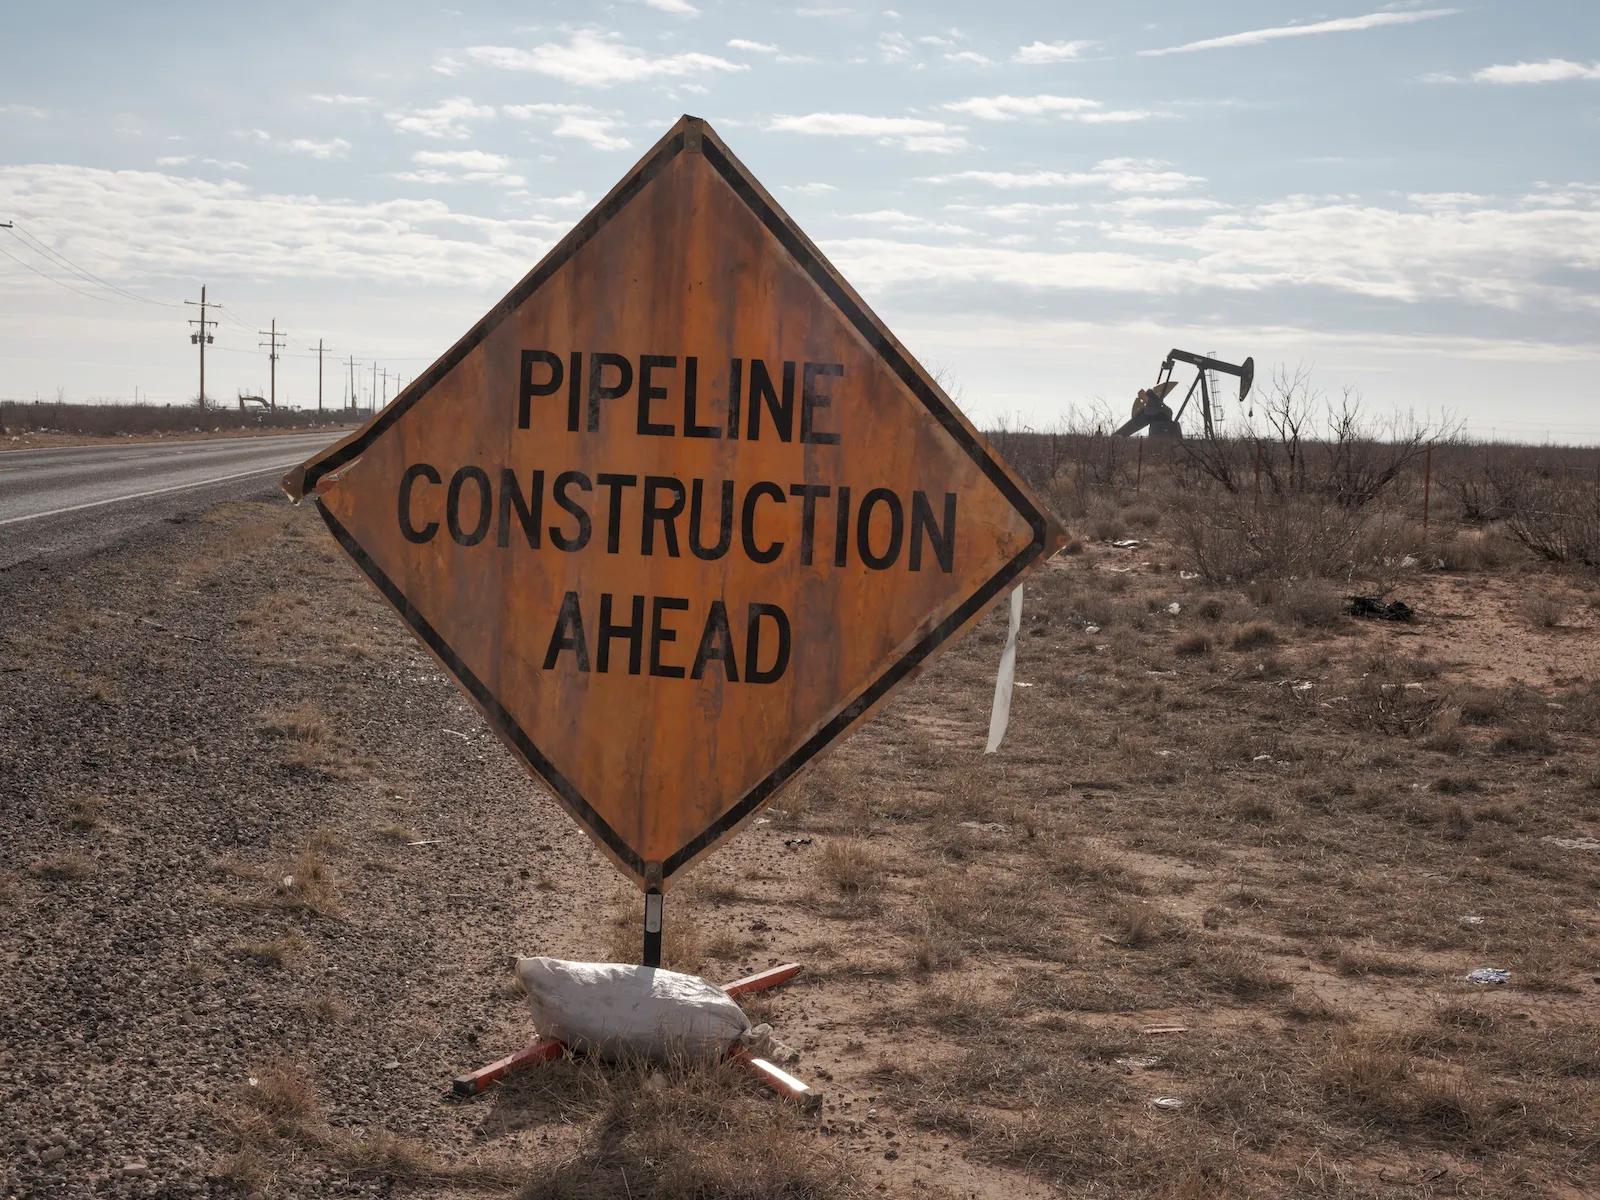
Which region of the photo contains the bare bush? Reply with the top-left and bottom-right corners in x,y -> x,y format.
1504,476 -> 1600,566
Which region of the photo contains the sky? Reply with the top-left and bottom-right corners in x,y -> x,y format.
1,1 -> 1597,442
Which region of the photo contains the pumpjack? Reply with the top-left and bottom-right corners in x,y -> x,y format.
1114,348 -> 1254,439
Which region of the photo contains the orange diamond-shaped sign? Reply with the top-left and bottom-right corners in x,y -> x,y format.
285,116 -> 1063,889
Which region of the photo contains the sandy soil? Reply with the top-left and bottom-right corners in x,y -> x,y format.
1,496 -> 1595,1199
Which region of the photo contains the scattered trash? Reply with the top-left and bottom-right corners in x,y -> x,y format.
1459,915 -> 1486,927
442,728 -> 472,740
406,839 -> 439,847
1146,669 -> 1176,677
1542,835 -> 1600,853
1084,624 -> 1101,635
1251,753 -> 1273,762
1291,681 -> 1314,694
783,836 -> 813,848
1178,571 -> 1199,581
1142,1024 -> 1189,1035
1347,596 -> 1415,622
1111,539 -> 1142,549
1150,1096 -> 1186,1110
960,821 -> 1008,834
1399,555 -> 1419,569
1016,681 -> 1035,688
1114,1054 -> 1161,1071
1166,602 -> 1181,615
1465,967 -> 1510,985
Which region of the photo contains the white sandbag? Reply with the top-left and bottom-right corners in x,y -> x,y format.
515,956 -> 751,1063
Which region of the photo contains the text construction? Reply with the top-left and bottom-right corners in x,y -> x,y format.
395,351 -> 960,686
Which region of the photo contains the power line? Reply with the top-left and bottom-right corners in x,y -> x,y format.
7,224 -> 183,308
0,241 -> 115,303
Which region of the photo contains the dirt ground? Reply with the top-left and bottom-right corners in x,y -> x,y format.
1,493 -> 1596,1199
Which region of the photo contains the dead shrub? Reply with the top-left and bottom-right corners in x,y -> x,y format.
1520,593 -> 1564,630
1230,621 -> 1280,651
1173,632 -> 1212,656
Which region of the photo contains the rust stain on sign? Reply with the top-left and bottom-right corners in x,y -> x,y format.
285,115 -> 1064,889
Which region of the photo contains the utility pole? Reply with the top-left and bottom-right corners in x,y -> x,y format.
315,338 -> 326,414
259,320 -> 287,411
348,354 -> 356,412
370,359 -> 378,416
184,285 -> 217,408
380,366 -> 388,408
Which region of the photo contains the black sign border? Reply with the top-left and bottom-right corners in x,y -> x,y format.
299,116 -> 1056,884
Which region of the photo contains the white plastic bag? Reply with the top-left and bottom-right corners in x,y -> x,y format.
515,957 -> 752,1063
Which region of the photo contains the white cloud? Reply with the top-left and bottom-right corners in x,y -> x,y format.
944,94 -> 1100,120
202,158 -> 250,172
879,31 -> 914,62
727,38 -> 779,53
822,185 -> 1600,314
769,112 -> 967,152
0,163 -> 566,291
464,30 -> 746,87
386,96 -> 496,139
768,113 -> 948,136
1107,196 -> 1229,215
841,209 -> 973,235
395,149 -> 524,188
1470,59 -> 1600,84
0,104 -> 49,119
1141,8 -> 1457,57
241,130 -> 351,159
1013,40 -> 1096,64
945,50 -> 993,66
503,103 -> 632,150
784,182 -> 837,195
925,159 -> 1203,193
412,150 -> 509,172
155,155 -> 193,167
945,200 -> 1082,222
309,93 -> 375,107
642,0 -> 699,13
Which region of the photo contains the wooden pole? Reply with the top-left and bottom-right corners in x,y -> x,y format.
1135,439 -> 1143,492
1422,443 -> 1433,532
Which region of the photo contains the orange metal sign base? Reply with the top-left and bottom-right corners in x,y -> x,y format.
450,962 -> 816,1110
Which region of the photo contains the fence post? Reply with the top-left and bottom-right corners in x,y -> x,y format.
1253,442 -> 1262,512
1135,439 -> 1143,493
1422,443 -> 1432,533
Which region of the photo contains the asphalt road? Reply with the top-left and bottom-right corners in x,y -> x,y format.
0,432 -> 339,571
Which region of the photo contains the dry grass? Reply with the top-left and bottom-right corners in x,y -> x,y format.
514,1058 -> 857,1200
234,934 -> 306,969
816,838 -> 884,897
66,794 -> 106,832
273,837 -> 342,917
27,850 -> 94,881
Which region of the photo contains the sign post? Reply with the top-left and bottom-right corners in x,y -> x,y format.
284,115 -> 1064,963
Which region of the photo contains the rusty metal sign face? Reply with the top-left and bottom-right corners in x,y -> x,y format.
285,116 -> 1063,889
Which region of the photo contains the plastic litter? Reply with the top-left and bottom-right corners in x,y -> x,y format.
1542,835 -> 1600,853
1458,915 -> 1485,927
1111,539 -> 1142,549
1166,602 -> 1181,615
515,957 -> 761,1062
1150,1096 -> 1186,1110
1347,596 -> 1414,622
1465,967 -> 1510,985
